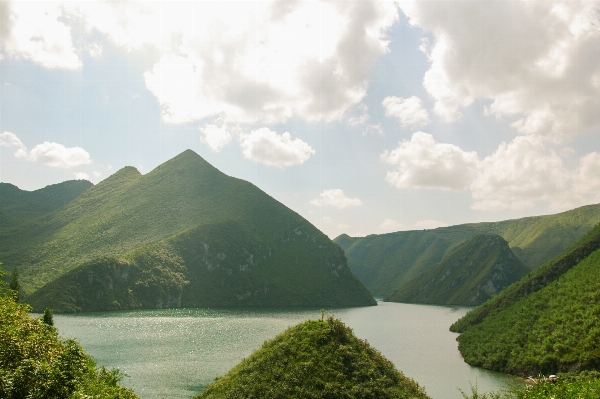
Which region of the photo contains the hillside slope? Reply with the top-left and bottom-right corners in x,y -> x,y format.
335,204 -> 600,297
451,224 -> 600,375
3,150 -> 375,310
196,317 -> 430,399
388,234 -> 528,306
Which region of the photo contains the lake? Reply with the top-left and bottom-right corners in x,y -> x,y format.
53,301 -> 516,399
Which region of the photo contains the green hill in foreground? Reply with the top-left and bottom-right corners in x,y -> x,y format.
335,204 -> 600,298
451,224 -> 600,376
388,234 -> 528,306
196,316 -> 431,399
2,150 -> 374,312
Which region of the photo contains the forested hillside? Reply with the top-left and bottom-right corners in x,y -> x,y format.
388,234 -> 528,306
335,204 -> 600,297
2,150 -> 374,311
451,224 -> 600,375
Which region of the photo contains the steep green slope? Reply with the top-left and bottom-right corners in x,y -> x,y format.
335,204 -> 600,297
455,246 -> 600,375
5,150 -> 374,310
450,223 -> 600,333
388,235 -> 528,306
29,220 -> 373,312
195,316 -> 430,399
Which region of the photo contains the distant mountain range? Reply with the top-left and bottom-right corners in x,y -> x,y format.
1,150 -> 375,312
388,234 -> 529,306
451,223 -> 600,375
335,204 -> 600,299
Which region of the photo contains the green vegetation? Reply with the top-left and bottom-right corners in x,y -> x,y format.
196,316 -> 431,399
0,267 -> 138,399
461,373 -> 600,399
451,224 -> 600,376
334,204 -> 600,297
3,150 -> 374,311
388,235 -> 528,306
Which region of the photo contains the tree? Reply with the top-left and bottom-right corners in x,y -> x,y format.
43,307 -> 54,326
9,267 -> 20,302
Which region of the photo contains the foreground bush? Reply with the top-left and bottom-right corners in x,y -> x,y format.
0,291 -> 138,399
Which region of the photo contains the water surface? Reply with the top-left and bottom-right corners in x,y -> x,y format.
53,302 -> 515,399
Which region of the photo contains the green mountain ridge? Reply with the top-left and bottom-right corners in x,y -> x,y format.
335,204 -> 600,297
2,149 -> 375,311
451,223 -> 600,375
387,234 -> 529,306
196,316 -> 430,399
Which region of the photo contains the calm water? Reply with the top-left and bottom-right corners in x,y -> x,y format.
53,302 -> 515,399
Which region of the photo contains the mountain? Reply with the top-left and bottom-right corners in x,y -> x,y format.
387,234 -> 529,306
450,224 -> 600,375
1,150 -> 375,311
195,317 -> 430,399
334,204 -> 600,297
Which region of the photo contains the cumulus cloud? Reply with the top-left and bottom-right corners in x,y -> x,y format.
471,136 -> 570,211
74,172 -> 90,180
71,0 -> 399,125
414,220 -> 448,230
400,0 -> 600,140
381,132 -> 479,190
199,124 -> 233,153
310,189 -> 363,209
0,2 -> 81,69
382,96 -> 430,127
0,132 -> 91,168
380,218 -> 405,232
240,127 -> 314,168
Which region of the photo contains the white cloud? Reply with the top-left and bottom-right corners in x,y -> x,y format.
400,1 -> 600,140
336,224 -> 350,230
199,124 -> 233,153
471,136 -> 570,211
0,131 -> 27,158
0,132 -> 91,169
382,96 -> 430,127
414,220 -> 448,230
380,218 -> 405,232
240,127 -> 314,168
28,142 -> 92,168
573,152 -> 600,202
310,189 -> 363,209
73,0 -> 398,125
1,2 -> 81,69
74,172 -> 90,180
381,132 -> 479,191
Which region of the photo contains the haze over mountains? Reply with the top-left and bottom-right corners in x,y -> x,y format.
0,150 -> 374,312
335,204 -> 600,300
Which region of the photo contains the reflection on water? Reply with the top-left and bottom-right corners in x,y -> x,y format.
53,302 -> 516,399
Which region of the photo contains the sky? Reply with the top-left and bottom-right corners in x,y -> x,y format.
1,0 -> 599,238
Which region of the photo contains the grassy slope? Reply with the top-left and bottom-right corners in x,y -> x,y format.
455,247 -> 600,375
451,223 -> 600,333
9,150 -> 374,310
387,234 -> 529,306
335,204 -> 600,297
196,317 -> 430,399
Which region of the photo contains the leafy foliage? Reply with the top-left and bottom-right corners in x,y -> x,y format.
0,285 -> 138,398
335,204 -> 600,297
388,235 -> 528,306
7,150 -> 374,311
451,225 -> 600,375
196,316 -> 431,399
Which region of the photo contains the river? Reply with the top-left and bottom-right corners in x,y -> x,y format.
53,301 -> 516,399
